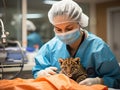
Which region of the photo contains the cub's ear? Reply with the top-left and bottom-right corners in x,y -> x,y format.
74,57 -> 80,64
59,58 -> 64,65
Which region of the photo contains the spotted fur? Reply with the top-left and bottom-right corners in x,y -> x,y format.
59,57 -> 87,83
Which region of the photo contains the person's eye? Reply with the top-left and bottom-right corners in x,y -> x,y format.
55,28 -> 62,33
65,27 -> 73,31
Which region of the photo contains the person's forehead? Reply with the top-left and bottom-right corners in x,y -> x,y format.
54,21 -> 78,28
53,15 -> 78,27
53,15 -> 69,24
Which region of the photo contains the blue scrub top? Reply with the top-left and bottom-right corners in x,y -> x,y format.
32,30 -> 120,88
27,32 -> 43,49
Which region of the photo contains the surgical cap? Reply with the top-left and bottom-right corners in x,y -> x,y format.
48,0 -> 89,27
27,20 -> 36,31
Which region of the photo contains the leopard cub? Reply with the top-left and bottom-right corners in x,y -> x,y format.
59,57 -> 87,83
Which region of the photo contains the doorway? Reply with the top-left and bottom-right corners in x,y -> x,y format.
107,7 -> 120,63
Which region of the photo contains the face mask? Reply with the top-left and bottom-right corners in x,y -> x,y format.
55,28 -> 81,45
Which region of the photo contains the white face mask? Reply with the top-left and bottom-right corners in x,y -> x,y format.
55,28 -> 81,44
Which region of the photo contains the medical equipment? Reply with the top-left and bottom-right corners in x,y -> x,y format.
0,19 -> 8,44
0,19 -> 26,79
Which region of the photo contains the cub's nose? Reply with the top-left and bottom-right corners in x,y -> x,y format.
66,73 -> 72,77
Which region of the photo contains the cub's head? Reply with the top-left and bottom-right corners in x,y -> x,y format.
59,57 -> 80,77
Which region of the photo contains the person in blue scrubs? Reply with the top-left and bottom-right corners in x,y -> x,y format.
27,20 -> 43,51
32,0 -> 120,88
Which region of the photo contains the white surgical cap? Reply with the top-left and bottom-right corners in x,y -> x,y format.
26,20 -> 36,31
48,0 -> 89,27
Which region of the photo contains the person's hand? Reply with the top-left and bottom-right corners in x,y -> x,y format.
79,77 -> 103,86
37,67 -> 58,77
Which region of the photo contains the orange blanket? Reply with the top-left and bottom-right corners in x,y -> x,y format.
0,74 -> 108,90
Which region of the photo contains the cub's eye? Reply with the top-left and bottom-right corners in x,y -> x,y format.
71,67 -> 75,71
72,67 -> 77,71
63,66 -> 67,70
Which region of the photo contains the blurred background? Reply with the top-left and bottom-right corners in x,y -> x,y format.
0,0 -> 120,62
0,0 -> 120,80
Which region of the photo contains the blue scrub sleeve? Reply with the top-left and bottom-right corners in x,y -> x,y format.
32,44 -> 51,78
102,61 -> 120,88
94,43 -> 120,88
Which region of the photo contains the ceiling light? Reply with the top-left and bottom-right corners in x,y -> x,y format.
27,14 -> 43,19
43,0 -> 58,5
